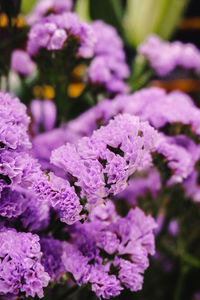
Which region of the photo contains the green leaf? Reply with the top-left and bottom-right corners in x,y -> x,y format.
75,0 -> 91,21
89,0 -> 124,37
124,0 -> 189,47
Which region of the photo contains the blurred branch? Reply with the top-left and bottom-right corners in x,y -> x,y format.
174,263 -> 189,300
75,0 -> 91,22
124,0 -> 189,47
21,0 -> 37,14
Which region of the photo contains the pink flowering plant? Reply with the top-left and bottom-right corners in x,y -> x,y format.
0,1 -> 200,299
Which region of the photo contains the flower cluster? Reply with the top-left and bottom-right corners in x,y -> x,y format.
2,1 -> 200,299
64,87 -> 200,186
0,228 -> 50,297
51,114 -> 157,215
62,201 -> 157,299
27,12 -> 96,58
138,34 -> 200,76
11,50 -> 36,76
88,21 -> 130,93
27,0 -> 73,25
0,90 -> 158,298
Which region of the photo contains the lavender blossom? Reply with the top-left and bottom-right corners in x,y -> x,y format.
138,34 -> 200,76
0,228 -> 50,298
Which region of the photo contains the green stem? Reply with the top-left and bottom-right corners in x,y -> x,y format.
57,284 -> 81,300
182,253 -> 200,268
128,54 -> 154,92
174,264 -> 189,300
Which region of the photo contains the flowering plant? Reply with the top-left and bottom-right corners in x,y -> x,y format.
0,1 -> 200,299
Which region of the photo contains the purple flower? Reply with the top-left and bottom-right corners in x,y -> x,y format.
27,0 -> 73,25
138,34 -> 200,76
0,187 -> 27,218
64,87 -> 200,146
0,92 -> 31,150
40,237 -> 66,280
0,228 -> 50,298
30,99 -> 57,134
27,13 -> 96,58
88,21 -> 130,93
11,50 -> 36,76
117,168 -> 161,205
114,258 -> 143,292
155,134 -> 198,184
90,269 -> 123,299
62,201 -> 156,298
0,92 -> 82,226
48,172 -> 82,224
51,114 -> 157,215
21,189 -> 50,231
184,170 -> 200,202
32,128 -> 67,162
168,219 -> 179,236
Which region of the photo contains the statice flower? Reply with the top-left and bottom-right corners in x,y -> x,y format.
30,99 -> 57,134
51,114 -> 157,215
168,219 -> 179,236
0,149 -> 43,188
0,228 -> 50,297
62,201 -> 157,299
5,156 -> 82,225
11,50 -> 36,76
40,237 -> 66,280
0,147 -> 72,225
184,170 -> 200,202
138,34 -> 200,76
32,128 -> 67,163
0,91 -> 82,224
47,172 -> 82,224
88,21 -> 130,93
111,88 -> 200,135
0,92 -> 31,150
0,187 -> 27,218
27,12 -> 96,58
31,128 -> 68,177
27,0 -> 73,25
64,98 -> 114,142
65,87 -> 200,141
117,168 -> 161,205
20,189 -> 50,231
155,134 -> 199,184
